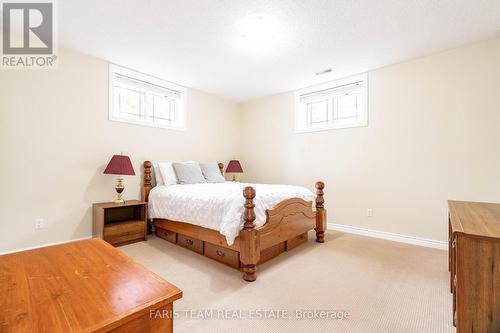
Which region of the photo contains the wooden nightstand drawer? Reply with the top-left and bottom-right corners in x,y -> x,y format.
204,242 -> 240,269
156,227 -> 177,244
104,220 -> 145,245
93,201 -> 147,247
177,233 -> 203,254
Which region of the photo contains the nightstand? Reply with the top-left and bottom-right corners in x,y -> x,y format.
92,200 -> 147,246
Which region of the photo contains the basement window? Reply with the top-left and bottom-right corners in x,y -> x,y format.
295,73 -> 368,133
109,64 -> 186,130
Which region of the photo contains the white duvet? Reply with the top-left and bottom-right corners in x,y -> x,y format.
148,182 -> 315,245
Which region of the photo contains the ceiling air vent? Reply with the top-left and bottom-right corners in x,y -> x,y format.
315,68 -> 332,75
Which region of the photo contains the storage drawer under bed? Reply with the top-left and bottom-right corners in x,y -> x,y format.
259,242 -> 286,264
156,228 -> 177,244
177,233 -> 204,254
154,227 -> 309,270
204,242 -> 240,269
286,232 -> 308,251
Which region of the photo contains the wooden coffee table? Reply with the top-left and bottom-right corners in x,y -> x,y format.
0,238 -> 182,332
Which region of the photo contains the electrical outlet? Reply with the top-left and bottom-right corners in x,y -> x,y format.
35,218 -> 45,229
367,208 -> 373,217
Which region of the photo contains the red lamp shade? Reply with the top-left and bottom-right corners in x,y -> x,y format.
103,155 -> 135,176
226,160 -> 243,173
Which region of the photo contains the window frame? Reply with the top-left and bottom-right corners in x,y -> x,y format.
108,64 -> 187,131
294,73 -> 368,133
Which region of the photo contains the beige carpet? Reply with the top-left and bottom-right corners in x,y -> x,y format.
120,231 -> 454,333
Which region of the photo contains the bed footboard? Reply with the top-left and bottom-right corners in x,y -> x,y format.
259,198 -> 316,249
238,181 -> 326,281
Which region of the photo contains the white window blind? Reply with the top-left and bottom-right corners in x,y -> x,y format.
295,74 -> 368,132
109,65 -> 186,130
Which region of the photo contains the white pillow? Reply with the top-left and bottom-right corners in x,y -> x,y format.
153,163 -> 165,186
157,162 -> 178,185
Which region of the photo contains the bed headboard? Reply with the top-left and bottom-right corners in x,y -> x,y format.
142,161 -> 225,202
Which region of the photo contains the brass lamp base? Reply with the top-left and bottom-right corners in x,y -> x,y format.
228,173 -> 242,182
114,177 -> 125,204
113,197 -> 125,204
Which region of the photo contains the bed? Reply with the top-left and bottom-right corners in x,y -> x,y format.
143,161 -> 326,282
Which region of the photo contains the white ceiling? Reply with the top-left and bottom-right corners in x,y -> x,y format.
59,0 -> 500,102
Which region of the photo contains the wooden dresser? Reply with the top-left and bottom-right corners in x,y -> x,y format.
448,200 -> 500,332
0,239 -> 182,332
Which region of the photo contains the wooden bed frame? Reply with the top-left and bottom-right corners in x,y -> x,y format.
143,161 -> 326,282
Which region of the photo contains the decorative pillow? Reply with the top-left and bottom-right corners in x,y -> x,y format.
200,163 -> 225,183
158,162 -> 178,185
172,162 -> 207,184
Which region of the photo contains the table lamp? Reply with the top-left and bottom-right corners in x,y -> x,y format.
104,154 -> 135,204
226,160 -> 243,181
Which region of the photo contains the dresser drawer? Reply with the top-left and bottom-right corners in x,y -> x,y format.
204,243 -> 240,269
286,232 -> 308,251
104,220 -> 145,245
259,242 -> 285,264
177,234 -> 203,254
156,228 -> 177,244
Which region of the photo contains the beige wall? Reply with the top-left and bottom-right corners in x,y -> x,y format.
240,38 -> 500,242
0,48 -> 241,252
2,39 -> 499,252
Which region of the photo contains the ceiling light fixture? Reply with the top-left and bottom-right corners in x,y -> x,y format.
316,68 -> 333,75
240,15 -> 277,43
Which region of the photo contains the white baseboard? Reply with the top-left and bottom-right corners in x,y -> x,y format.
328,223 -> 447,250
0,236 -> 93,255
